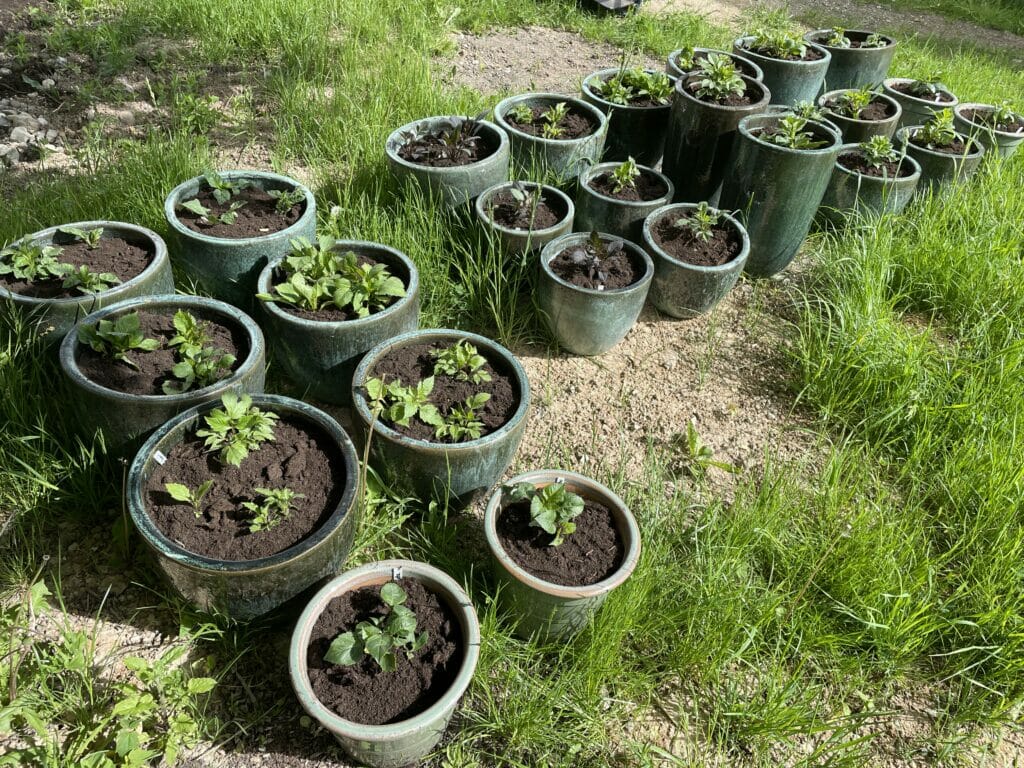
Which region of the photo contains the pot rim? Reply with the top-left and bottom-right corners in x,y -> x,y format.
384,115 -> 510,173
818,88 -> 902,125
577,162 -> 675,209
803,28 -> 897,50
641,203 -> 751,273
493,92 -> 608,147
733,36 -> 832,67
953,102 -> 1024,139
474,181 -> 575,237
674,73 -> 771,114
667,47 -> 765,80
833,144 -> 922,183
896,126 -> 985,159
737,114 -> 843,155
882,77 -> 958,109
539,232 -> 654,296
580,68 -> 677,111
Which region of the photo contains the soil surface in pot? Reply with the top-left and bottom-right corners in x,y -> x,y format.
549,242 -> 643,290
754,121 -> 835,147
177,185 -> 305,238
76,309 -> 247,395
811,31 -> 891,49
593,76 -> 668,108
1,234 -> 153,299
588,170 -> 668,202
961,107 -> 1024,133
683,77 -> 760,107
487,188 -> 567,231
838,151 -> 915,178
145,414 -> 346,561
651,215 -> 743,267
396,124 -> 498,167
496,498 -> 625,586
889,81 -> 955,104
505,104 -> 597,139
306,580 -> 463,725
825,97 -> 895,122
743,42 -> 824,61
908,134 -> 972,155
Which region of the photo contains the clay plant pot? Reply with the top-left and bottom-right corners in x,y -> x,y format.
819,144 -> 922,224
580,68 -> 676,165
882,78 -> 959,131
537,232 -> 653,356
894,126 -> 985,194
474,181 -> 575,256
665,46 -> 764,82
289,559 -> 480,768
803,29 -> 897,92
953,102 -> 1024,159
483,470 -> 641,640
817,88 -> 902,143
385,116 -> 511,208
574,162 -> 674,241
0,221 -> 174,342
732,36 -> 831,107
256,240 -> 419,405
127,395 -> 359,620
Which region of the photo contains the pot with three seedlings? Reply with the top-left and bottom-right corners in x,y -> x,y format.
953,100 -> 1024,159
895,108 -> 985,193
819,135 -> 922,223
580,66 -> 676,165
817,86 -> 902,143
733,25 -> 831,107
574,157 -> 674,241
475,180 -> 575,255
803,27 -> 896,92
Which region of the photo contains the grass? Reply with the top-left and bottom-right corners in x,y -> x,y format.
850,0 -> 1024,37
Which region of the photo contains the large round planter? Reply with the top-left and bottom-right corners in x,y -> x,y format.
289,560 -> 480,768
661,74 -> 771,205
574,162 -> 674,241
819,145 -> 922,224
641,204 -> 750,318
127,395 -> 359,620
803,29 -> 897,92
0,221 -> 174,342
719,115 -> 843,278
163,171 -> 315,309
882,78 -> 959,131
493,93 -> 608,182
351,329 -> 530,505
537,232 -> 653,356
474,181 -> 575,256
894,126 -> 985,194
385,116 -> 511,208
484,470 -> 641,640
257,241 -> 419,406
732,37 -> 831,107
666,47 -> 764,82
580,68 -> 676,166
59,294 -> 266,450
953,102 -> 1024,159
818,88 -> 901,143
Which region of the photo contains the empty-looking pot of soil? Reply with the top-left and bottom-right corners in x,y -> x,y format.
385,115 -> 511,208
474,180 -> 575,256
580,67 -> 676,166
732,34 -> 831,107
256,238 -> 420,405
164,170 -> 315,309
127,394 -> 359,620
803,28 -> 896,92
953,102 -> 1024,159
537,231 -> 654,356
0,221 -> 173,342
59,294 -> 266,450
574,160 -> 674,241
819,141 -> 921,224
641,203 -> 750,318
666,46 -> 764,82
894,123 -> 985,194
483,470 -> 641,640
818,88 -> 902,143
351,329 -> 531,505
289,559 -> 480,767
882,77 -> 958,130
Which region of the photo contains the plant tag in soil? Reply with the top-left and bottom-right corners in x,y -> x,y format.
153,450 -> 167,465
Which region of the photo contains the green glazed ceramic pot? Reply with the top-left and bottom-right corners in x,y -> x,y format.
666,47 -> 764,82
803,29 -> 897,92
732,37 -> 831,107
289,560 -> 480,767
537,232 -> 653,356
385,116 -> 511,208
0,221 -> 174,343
127,395 -> 359,620
574,162 -> 674,241
818,88 -> 902,143
819,144 -> 921,224
351,329 -> 531,505
580,68 -> 676,165
882,78 -> 958,130
256,240 -> 420,405
484,470 -> 641,640
953,102 -> 1024,159
475,181 -> 575,256
164,171 -> 316,309
894,126 -> 985,193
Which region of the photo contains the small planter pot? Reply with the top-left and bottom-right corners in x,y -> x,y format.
894,126 -> 985,194
580,68 -> 676,165
732,37 -> 831,107
666,47 -> 764,82
537,232 -> 653,356
574,162 -> 674,241
289,559 -> 480,768
819,145 -> 922,224
818,89 -> 902,143
720,115 -> 842,278
0,221 -> 174,342
256,241 -> 419,405
164,171 -> 315,309
953,102 -> 1024,159
882,78 -> 959,131
59,294 -> 266,450
493,93 -> 608,181
351,329 -> 530,505
483,470 -> 641,640
803,29 -> 897,92
128,395 -> 359,620
474,181 -> 575,256
385,116 -> 511,208
641,204 -> 750,318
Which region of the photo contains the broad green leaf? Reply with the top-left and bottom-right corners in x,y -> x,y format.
165,483 -> 193,503
380,582 -> 406,607
325,632 -> 363,665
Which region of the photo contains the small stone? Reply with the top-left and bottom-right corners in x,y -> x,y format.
0,68 -> 11,76
45,129 -> 58,141
9,126 -> 32,143
36,117 -> 48,127
116,109 -> 135,125
662,353 -> 679,370
10,114 -> 38,130
2,146 -> 20,164
41,79 -> 55,89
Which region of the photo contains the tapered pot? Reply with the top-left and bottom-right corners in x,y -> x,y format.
953,103 -> 1024,159
666,47 -> 764,82
818,89 -> 902,142
574,162 -> 674,241
882,78 -> 959,130
894,126 -> 985,193
580,68 -> 676,165
819,145 -> 922,223
803,29 -> 897,92
474,181 -> 575,256
732,37 -> 831,106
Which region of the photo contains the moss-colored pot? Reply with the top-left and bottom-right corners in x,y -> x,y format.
59,294 -> 266,451
720,115 -> 842,278
484,470 -> 641,640
385,116 -> 511,208
127,395 -> 359,620
580,68 -> 676,166
351,329 -> 530,505
894,126 -> 985,194
882,78 -> 959,131
642,204 -> 750,318
0,221 -> 174,342
819,145 -> 922,223
537,232 -> 653,356
257,241 -> 419,405
818,89 -> 902,143
493,93 -> 608,182
474,181 -> 575,256
953,102 -> 1024,159
574,162 -> 674,242
803,29 -> 897,92
164,171 -> 316,309
289,560 -> 480,767
666,47 -> 764,82
732,37 -> 831,107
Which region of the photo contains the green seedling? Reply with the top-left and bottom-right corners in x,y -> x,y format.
178,198 -> 247,226
672,419 -> 740,479
906,77 -> 945,100
540,102 -> 570,139
164,480 -> 214,517
196,393 -> 279,466
325,582 -> 428,673
365,376 -> 442,429
597,68 -> 674,106
242,487 -> 303,532
859,135 -> 900,169
864,33 -> 887,47
267,187 -> 305,214
609,157 -> 641,193
432,340 -> 492,384
508,103 -> 534,124
833,88 -> 875,119
58,225 -> 104,249
162,344 -> 236,395
167,310 -> 209,352
333,253 -> 407,318
500,181 -> 545,228
749,28 -> 806,59
917,108 -> 957,148
675,45 -> 697,71
695,53 -> 745,102
505,480 -> 585,546
675,201 -> 721,242
792,100 -> 827,122
826,27 -> 851,48
0,240 -> 66,282
203,170 -> 248,204
989,101 -> 1019,129
77,311 -> 159,370
59,264 -> 121,295
765,115 -> 827,149
435,392 -> 490,442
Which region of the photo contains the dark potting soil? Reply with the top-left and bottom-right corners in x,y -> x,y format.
889,81 -> 954,104
496,498 -> 624,587
506,105 -> 598,140
367,341 -> 519,442
76,309 -> 246,395
306,580 -> 463,725
269,254 -> 405,323
588,169 -> 668,202
652,215 -> 743,267
745,42 -> 824,61
145,415 -> 346,561
909,135 -> 972,155
684,78 -> 759,107
177,186 -> 305,238
1,235 -> 153,299
961,107 -> 1024,134
838,151 -> 915,178
549,242 -> 642,290
754,122 -> 834,148
489,190 -> 567,231
397,126 -> 498,167
824,97 -> 895,122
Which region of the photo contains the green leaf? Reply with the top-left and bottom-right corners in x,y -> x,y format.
165,483 -> 193,503
380,582 -> 406,607
324,632 -> 363,665
187,677 -> 217,694
180,199 -> 210,217
363,631 -> 392,667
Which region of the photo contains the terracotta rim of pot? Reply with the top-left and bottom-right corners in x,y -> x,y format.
833,144 -> 922,183
384,115 -> 510,174
642,203 -> 751,272
733,36 -> 832,67
475,181 -> 575,238
803,28 -> 896,50
882,78 -> 958,109
539,232 -> 654,296
580,68 -> 677,111
493,92 -> 608,148
953,102 -> 1024,139
674,73 -> 771,113
577,162 -> 675,209
896,126 -> 985,159
818,88 -> 902,126
738,114 -> 843,155
667,47 -> 765,81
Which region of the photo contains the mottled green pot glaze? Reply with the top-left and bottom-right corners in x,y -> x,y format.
642,204 -> 750,318
475,181 -> 575,256
580,68 -> 676,165
484,470 -> 640,640
289,560 -> 480,767
164,171 -> 316,308
385,116 -> 511,208
953,103 -> 1024,159
819,145 -> 921,224
574,163 -> 674,241
818,89 -> 901,143
732,37 -> 831,106
0,221 -> 174,342
666,47 -> 764,82
537,232 -> 653,356
720,115 -> 842,278
894,126 -> 985,193
351,329 -> 530,505
257,241 -> 419,405
59,294 -> 266,451
804,29 -> 896,92
882,78 -> 959,130
128,395 -> 359,620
